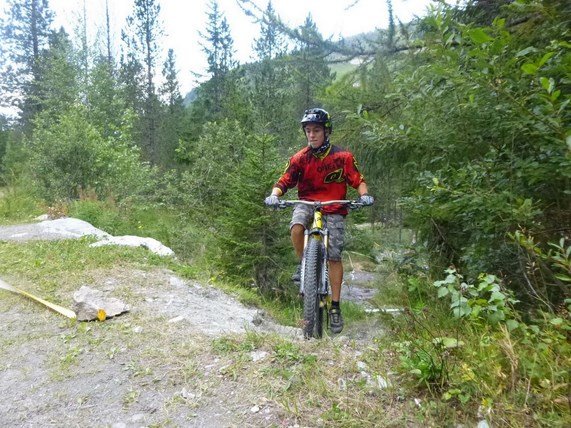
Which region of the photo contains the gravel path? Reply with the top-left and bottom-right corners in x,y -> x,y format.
0,217 -> 383,427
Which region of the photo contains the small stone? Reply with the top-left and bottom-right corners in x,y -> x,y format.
252,312 -> 264,326
250,351 -> 268,362
169,276 -> 186,287
72,286 -> 129,321
250,405 -> 260,413
131,414 -> 145,422
179,388 -> 195,400
376,375 -> 391,389
168,315 -> 185,323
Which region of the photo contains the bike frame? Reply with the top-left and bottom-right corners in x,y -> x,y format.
278,199 -> 362,295
302,207 -> 329,296
275,199 -> 363,338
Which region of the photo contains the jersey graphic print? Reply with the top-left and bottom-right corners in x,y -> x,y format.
324,168 -> 344,183
275,145 -> 365,215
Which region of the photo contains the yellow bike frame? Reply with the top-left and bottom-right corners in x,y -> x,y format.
304,209 -> 328,248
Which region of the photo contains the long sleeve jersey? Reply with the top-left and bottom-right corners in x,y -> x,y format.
274,144 -> 366,215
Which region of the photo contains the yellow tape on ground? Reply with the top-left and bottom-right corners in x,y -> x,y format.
0,278 -> 76,319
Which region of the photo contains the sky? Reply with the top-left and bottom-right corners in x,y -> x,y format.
1,0 -> 435,94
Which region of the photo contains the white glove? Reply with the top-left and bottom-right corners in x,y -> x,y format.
264,195 -> 280,207
358,194 -> 374,206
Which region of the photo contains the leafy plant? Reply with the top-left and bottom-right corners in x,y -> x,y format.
434,268 -> 519,325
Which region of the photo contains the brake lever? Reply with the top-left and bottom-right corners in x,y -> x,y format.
350,201 -> 364,210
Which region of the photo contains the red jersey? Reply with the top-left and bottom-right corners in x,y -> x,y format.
275,144 -> 366,215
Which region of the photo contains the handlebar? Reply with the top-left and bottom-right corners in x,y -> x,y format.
275,199 -> 364,210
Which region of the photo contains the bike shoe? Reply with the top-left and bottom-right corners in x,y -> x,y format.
329,307 -> 344,334
292,264 -> 301,282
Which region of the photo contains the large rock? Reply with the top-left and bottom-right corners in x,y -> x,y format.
72,286 -> 129,321
89,236 -> 175,257
0,217 -> 175,257
0,218 -> 110,241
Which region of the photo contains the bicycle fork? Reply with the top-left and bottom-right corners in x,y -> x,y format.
299,211 -> 330,298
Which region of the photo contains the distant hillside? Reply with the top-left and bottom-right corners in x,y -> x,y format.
183,88 -> 198,107
181,25 -> 417,104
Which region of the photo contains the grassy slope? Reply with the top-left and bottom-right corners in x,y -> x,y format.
1,189 -> 568,426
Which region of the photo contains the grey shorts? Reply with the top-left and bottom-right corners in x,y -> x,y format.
290,204 -> 346,261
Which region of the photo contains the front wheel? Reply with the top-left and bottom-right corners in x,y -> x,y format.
302,237 -> 324,339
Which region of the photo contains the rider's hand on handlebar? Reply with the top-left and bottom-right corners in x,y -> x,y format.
264,195 -> 280,207
357,194 -> 374,206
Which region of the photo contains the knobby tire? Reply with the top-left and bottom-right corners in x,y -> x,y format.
303,237 -> 324,339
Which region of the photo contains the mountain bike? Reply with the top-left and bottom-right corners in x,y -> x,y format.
276,199 -> 364,339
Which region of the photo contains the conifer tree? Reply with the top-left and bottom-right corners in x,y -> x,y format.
36,27 -> 80,117
289,15 -> 334,113
121,0 -> 163,163
0,0 -> 54,128
199,0 -> 237,118
214,132 -> 289,291
158,49 -> 184,165
251,1 -> 290,139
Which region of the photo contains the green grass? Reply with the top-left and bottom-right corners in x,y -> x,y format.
330,61 -> 359,80
14,187 -> 566,425
0,239 -> 199,305
0,185 -> 43,224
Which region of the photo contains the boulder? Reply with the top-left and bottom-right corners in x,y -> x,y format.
72,285 -> 129,321
90,235 -> 175,257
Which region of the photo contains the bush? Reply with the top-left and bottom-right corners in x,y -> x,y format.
26,106 -> 153,202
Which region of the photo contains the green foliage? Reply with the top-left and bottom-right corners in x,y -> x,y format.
434,267 -> 519,324
0,118 -> 9,181
340,1 -> 571,306
25,106 -> 152,202
378,268 -> 570,425
176,119 -> 246,213
0,0 -> 55,127
394,339 -> 447,388
510,231 -> 571,308
86,59 -> 128,139
212,131 -> 291,292
198,0 -> 238,120
0,185 -> 42,223
36,28 -> 80,117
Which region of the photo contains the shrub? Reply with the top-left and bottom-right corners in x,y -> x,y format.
26,106 -> 153,202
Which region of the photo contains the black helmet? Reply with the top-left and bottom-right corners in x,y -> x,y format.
301,108 -> 332,132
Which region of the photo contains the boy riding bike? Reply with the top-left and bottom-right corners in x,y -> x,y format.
265,108 -> 374,334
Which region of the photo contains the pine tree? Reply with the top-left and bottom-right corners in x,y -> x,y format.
158,49 -> 184,166
36,27 -> 80,117
199,0 -> 237,117
214,132 -> 290,292
251,1 -> 291,139
289,14 -> 334,113
160,49 -> 183,112
121,0 -> 163,163
0,0 -> 54,128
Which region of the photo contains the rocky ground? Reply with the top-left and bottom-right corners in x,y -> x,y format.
0,218 -> 388,427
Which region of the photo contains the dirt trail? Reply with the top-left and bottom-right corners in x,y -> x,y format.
0,219 -> 385,427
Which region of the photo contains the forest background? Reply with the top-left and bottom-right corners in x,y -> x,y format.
0,0 -> 569,426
